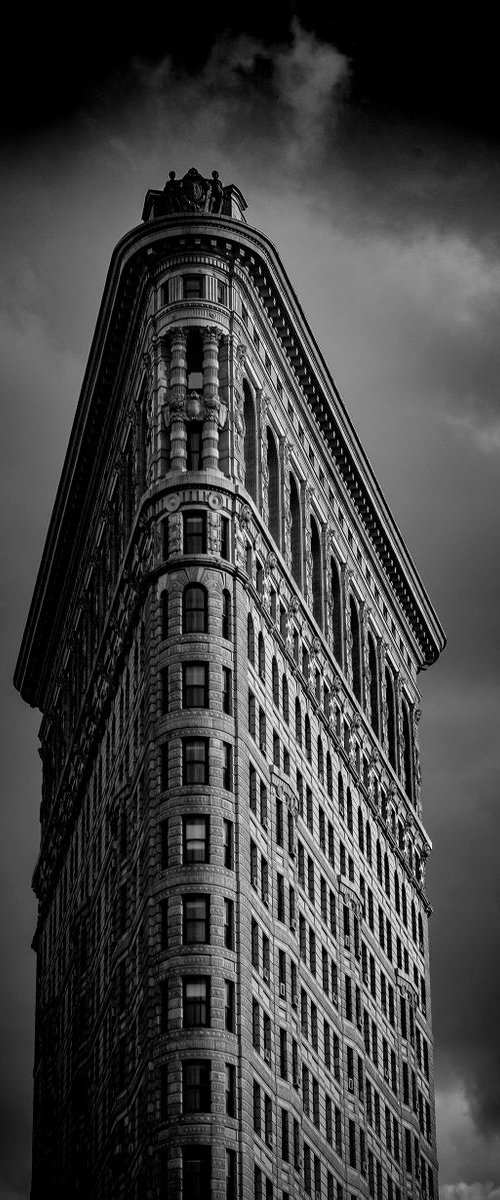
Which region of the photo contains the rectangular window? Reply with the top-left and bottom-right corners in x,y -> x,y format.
222,667 -> 232,714
259,707 -> 266,754
248,691 -> 256,738
250,840 -> 258,888
183,976 -> 210,1027
224,899 -> 234,950
183,1146 -> 211,1200
306,787 -> 313,832
183,274 -> 204,298
184,511 -> 207,554
324,1020 -> 331,1070
226,1149 -> 236,1200
252,999 -> 260,1050
226,1063 -> 236,1116
223,742 -> 233,790
261,856 -> 269,905
183,738 -> 208,784
183,895 -> 210,944
277,873 -> 285,923
281,1107 -> 289,1161
280,1029 -> 288,1079
183,815 -> 209,863
183,1059 -> 211,1112
224,819 -> 234,869
309,929 -> 316,976
276,798 -> 284,846
251,918 -> 259,969
183,662 -> 208,708
225,979 -> 235,1031
220,515 -> 230,559
217,280 -> 228,306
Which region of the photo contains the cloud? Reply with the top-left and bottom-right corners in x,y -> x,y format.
441,1187 -> 500,1200
444,412 -> 500,454
437,1081 -> 500,1183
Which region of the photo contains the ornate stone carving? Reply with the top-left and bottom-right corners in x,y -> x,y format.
150,167 -> 227,216
235,344 -> 247,383
207,511 -> 220,555
168,513 -> 183,557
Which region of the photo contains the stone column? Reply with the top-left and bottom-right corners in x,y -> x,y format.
202,327 -> 222,470
169,329 -> 188,472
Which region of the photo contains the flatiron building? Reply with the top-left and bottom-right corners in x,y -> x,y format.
15,167 -> 445,1200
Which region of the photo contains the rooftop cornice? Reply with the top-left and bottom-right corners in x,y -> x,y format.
14,210 -> 445,707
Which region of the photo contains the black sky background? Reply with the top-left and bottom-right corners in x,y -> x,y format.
1,6 -> 500,1197
3,6 -> 500,143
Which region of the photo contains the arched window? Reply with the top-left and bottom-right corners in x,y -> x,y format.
290,474 -> 302,585
350,595 -> 362,703
247,614 -> 255,664
282,676 -> 289,724
368,634 -> 379,737
326,753 -> 333,799
243,381 -> 258,501
385,667 -> 397,770
317,737 -> 324,783
272,658 -> 279,707
402,700 -> 414,803
222,589 -> 231,640
267,427 -> 281,548
161,589 -> 169,640
311,516 -> 323,629
358,807 -> 364,853
330,557 -> 342,665
258,632 -> 265,681
295,699 -> 302,747
183,584 -> 207,634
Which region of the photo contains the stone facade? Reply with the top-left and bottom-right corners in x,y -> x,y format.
15,169 -> 445,1200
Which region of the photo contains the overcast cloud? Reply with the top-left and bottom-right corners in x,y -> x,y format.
1,17 -> 499,1197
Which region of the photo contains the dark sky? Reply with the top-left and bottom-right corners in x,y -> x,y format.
1,8 -> 500,1198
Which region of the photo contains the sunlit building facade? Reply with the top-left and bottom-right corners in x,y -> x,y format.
15,168 -> 445,1200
